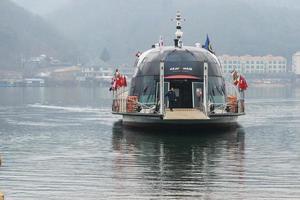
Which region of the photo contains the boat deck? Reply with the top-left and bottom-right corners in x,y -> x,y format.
164,109 -> 208,120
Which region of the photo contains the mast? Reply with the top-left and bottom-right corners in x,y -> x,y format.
174,11 -> 183,48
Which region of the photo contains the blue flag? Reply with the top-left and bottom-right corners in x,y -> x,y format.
202,34 -> 214,54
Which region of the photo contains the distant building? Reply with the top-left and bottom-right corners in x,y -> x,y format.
26,54 -> 63,69
0,70 -> 23,80
219,55 -> 287,74
24,78 -> 45,87
51,66 -> 81,81
81,66 -> 112,78
292,52 -> 300,76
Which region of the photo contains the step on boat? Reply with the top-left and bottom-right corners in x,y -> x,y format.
111,11 -> 245,128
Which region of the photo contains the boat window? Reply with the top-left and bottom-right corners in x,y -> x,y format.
208,77 -> 226,104
130,77 -> 137,95
136,76 -> 158,105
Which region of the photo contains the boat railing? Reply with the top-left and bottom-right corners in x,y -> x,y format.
226,94 -> 245,114
136,102 -> 160,114
112,89 -> 243,115
208,99 -> 244,115
112,88 -> 129,113
208,103 -> 227,114
112,89 -> 160,114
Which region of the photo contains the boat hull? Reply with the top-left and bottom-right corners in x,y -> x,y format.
121,113 -> 239,129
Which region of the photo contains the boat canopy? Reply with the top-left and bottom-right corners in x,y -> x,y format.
134,46 -> 223,77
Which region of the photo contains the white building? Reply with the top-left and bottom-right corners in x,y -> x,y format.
292,52 -> 300,76
219,55 -> 287,74
80,67 -> 112,78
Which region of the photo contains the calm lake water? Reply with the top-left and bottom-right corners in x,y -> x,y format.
0,86 -> 300,200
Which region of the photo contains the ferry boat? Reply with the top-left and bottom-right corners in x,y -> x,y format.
111,11 -> 245,128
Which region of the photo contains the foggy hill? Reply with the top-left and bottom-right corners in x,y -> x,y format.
47,0 -> 300,65
0,0 -> 77,69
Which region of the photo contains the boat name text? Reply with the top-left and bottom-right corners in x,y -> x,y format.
170,67 -> 192,71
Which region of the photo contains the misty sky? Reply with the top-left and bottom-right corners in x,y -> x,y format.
7,0 -> 300,65
12,0 -> 300,16
12,0 -> 71,15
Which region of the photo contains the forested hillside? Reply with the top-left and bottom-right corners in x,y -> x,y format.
5,0 -> 300,67
0,0 -> 77,69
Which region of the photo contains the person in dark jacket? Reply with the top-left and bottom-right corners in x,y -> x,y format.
165,88 -> 176,111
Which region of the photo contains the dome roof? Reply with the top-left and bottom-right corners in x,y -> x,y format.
134,46 -> 223,78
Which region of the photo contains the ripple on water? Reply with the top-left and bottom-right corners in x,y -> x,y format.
0,98 -> 300,199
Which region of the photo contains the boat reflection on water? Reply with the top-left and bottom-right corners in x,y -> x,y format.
111,121 -> 246,197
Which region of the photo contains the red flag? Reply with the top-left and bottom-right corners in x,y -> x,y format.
116,77 -> 122,88
119,76 -> 124,87
111,69 -> 128,90
238,75 -> 248,90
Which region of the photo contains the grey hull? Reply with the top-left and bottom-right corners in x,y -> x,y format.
121,113 -> 239,129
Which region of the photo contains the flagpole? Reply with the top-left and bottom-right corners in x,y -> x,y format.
120,87 -> 123,113
159,60 -> 164,115
203,62 -> 208,116
120,87 -> 122,113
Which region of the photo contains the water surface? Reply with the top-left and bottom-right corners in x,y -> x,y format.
0,86 -> 299,199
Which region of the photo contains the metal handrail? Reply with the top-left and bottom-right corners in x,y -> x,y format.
206,103 -> 226,114
136,102 -> 161,114
113,88 -> 129,99
112,89 -> 161,114
208,102 -> 242,114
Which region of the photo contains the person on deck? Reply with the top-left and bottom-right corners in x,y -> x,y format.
165,88 -> 176,111
196,88 -> 203,111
